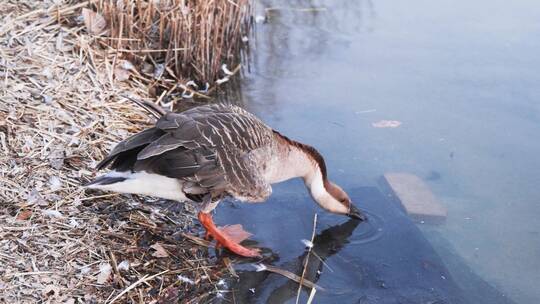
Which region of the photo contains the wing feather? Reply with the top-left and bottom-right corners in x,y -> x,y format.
96,104 -> 273,202
96,128 -> 163,170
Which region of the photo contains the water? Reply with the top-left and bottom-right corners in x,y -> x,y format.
211,0 -> 540,303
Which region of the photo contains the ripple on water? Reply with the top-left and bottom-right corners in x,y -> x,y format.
349,210 -> 385,245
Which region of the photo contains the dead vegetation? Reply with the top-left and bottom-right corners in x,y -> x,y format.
0,0 -> 252,302
85,0 -> 252,103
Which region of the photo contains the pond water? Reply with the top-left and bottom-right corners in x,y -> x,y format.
212,0 -> 540,303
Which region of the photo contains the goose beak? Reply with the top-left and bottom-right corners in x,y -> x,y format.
348,204 -> 367,221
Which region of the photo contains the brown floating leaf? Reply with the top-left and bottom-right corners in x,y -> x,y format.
372,120 -> 402,128
81,8 -> 107,36
219,224 -> 253,244
150,242 -> 169,258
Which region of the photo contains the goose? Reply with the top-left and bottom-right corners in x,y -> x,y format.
85,101 -> 365,257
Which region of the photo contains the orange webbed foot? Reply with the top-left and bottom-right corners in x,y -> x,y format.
198,212 -> 261,258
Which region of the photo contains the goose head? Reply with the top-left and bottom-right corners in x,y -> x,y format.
324,181 -> 366,220
306,169 -> 366,221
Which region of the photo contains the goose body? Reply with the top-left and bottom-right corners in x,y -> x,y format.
87,103 -> 364,257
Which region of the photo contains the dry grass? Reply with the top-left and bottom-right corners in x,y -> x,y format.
88,0 -> 252,99
0,1 -> 243,302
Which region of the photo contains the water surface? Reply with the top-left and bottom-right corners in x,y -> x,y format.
214,0 -> 540,303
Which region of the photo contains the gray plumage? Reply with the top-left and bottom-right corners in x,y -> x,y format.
95,103 -> 274,203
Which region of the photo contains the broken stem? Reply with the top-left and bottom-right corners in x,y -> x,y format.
295,213 -> 318,304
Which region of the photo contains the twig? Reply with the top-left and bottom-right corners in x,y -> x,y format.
108,270 -> 169,304
1,1 -> 90,36
5,271 -> 55,277
306,288 -> 317,304
121,94 -> 167,118
12,1 -> 89,23
257,264 -> 324,291
106,47 -> 188,53
223,257 -> 238,278
295,213 -> 318,304
109,251 -> 125,288
181,232 -> 213,248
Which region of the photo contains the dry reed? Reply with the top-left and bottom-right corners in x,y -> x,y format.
0,1 -> 240,302
88,0 -> 253,97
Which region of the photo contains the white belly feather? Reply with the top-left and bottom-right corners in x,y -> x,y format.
86,171 -> 189,202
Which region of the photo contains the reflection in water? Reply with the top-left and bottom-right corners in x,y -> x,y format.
226,219 -> 361,303
179,0 -> 377,114
245,0 -> 377,117
258,0 -> 376,60
347,210 -> 384,245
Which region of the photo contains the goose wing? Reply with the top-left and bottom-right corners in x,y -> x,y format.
95,127 -> 164,170
99,104 -> 273,201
